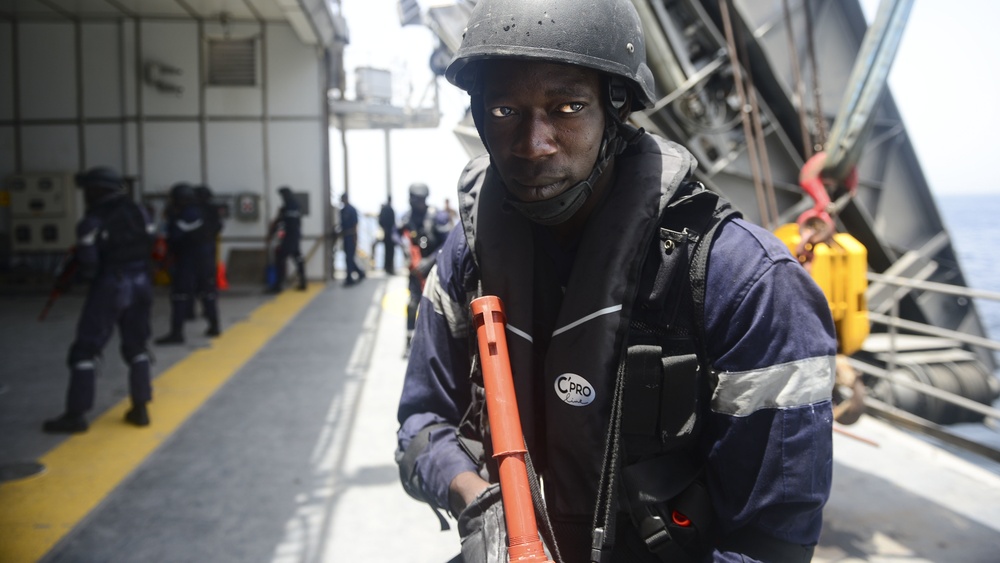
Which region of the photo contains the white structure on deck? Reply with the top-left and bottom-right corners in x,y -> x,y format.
0,0 -> 347,281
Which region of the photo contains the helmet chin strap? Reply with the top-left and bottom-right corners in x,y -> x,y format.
503,139 -> 608,226
505,113 -> 640,226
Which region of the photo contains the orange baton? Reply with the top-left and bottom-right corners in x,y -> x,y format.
471,296 -> 553,563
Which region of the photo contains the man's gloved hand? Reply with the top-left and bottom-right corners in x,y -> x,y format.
457,482 -> 508,563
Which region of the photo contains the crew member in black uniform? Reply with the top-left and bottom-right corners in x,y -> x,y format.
378,197 -> 397,275
401,182 -> 451,355
340,192 -> 365,286
156,182 -> 210,344
43,166 -> 156,433
267,186 -> 307,293
193,184 -> 222,336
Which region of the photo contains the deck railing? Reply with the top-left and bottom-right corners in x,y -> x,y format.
848,272 -> 1000,462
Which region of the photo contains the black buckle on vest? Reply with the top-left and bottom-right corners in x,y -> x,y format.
638,513 -> 673,552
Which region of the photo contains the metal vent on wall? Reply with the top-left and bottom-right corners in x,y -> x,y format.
207,38 -> 256,86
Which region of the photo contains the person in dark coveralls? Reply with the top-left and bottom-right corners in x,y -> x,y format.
192,184 -> 222,336
378,198 -> 397,275
400,182 -> 451,356
266,186 -> 307,293
156,183 -> 210,345
43,167 -> 156,433
339,192 -> 365,286
394,1 -> 837,561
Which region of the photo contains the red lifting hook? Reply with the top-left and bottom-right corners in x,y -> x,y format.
795,151 -> 858,265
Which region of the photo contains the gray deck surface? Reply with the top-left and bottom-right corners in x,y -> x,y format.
1,273 -> 999,562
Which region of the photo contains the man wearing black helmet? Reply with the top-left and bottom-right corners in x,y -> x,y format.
156,182 -> 212,344
43,167 -> 156,433
400,182 -> 452,355
193,184 -> 222,336
395,1 -> 837,562
266,186 -> 307,293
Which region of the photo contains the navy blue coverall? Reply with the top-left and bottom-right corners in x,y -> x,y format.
340,199 -> 363,285
270,192 -> 306,292
163,201 -> 211,339
65,194 -> 155,416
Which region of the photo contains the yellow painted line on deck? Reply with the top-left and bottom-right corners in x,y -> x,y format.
0,283 -> 326,563
381,284 -> 410,319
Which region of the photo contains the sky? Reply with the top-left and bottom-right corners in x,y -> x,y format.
333,0 -> 1000,217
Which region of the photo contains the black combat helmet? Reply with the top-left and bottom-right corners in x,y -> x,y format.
443,0 -> 655,226
75,166 -> 124,192
445,0 -> 655,110
170,182 -> 196,206
193,184 -> 214,203
408,183 -> 430,199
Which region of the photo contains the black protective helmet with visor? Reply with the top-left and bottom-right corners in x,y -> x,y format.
445,0 -> 656,225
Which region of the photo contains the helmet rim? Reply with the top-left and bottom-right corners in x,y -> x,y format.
445,0 -> 656,110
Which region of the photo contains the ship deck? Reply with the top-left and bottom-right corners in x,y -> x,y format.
1,273 -> 999,562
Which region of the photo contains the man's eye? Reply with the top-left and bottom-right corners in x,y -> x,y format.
490,107 -> 514,118
558,102 -> 585,113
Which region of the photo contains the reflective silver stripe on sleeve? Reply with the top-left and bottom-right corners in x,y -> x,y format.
79,228 -> 98,246
424,264 -> 469,339
711,355 -> 835,417
177,219 -> 204,232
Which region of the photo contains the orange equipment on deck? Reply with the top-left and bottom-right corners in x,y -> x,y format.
470,296 -> 554,563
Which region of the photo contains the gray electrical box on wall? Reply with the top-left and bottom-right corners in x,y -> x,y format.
5,174 -> 81,252
234,192 -> 260,221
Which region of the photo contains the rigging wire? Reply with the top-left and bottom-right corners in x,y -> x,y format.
804,0 -> 828,153
782,0 -> 816,160
718,0 -> 777,228
735,15 -> 780,226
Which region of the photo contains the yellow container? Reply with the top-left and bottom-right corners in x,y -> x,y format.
774,223 -> 869,355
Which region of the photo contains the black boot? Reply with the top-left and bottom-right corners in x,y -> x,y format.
403,330 -> 414,359
43,412 -> 89,434
124,403 -> 150,427
155,332 -> 184,345
158,296 -> 187,344
203,296 -> 221,336
295,257 -> 307,290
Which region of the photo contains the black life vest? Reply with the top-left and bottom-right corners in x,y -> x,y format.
457,133 -> 739,561
93,196 -> 154,269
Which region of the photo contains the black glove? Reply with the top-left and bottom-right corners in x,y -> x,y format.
457,483 -> 508,563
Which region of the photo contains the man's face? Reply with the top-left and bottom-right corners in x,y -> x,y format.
480,60 -> 606,203
410,195 -> 427,212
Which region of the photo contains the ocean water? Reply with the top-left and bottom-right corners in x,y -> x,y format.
936,193 -> 1000,343
927,194 -> 1000,461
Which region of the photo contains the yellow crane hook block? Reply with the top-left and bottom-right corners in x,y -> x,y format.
774,223 -> 870,356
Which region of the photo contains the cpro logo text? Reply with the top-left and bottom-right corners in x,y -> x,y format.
554,373 -> 596,407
